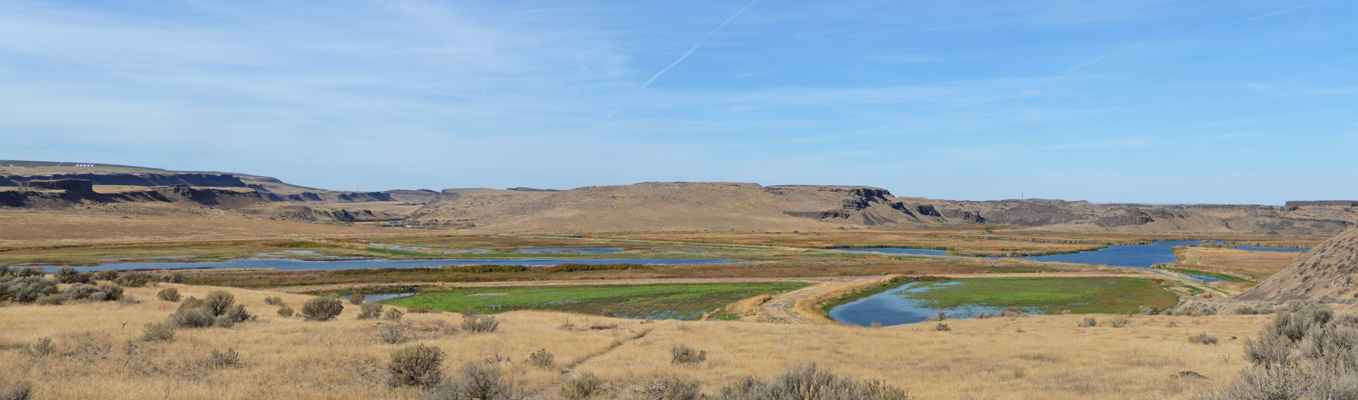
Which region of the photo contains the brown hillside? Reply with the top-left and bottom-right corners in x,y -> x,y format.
411,182 -> 951,232
1236,225 -> 1358,300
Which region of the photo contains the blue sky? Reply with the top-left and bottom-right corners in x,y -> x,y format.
1,0 -> 1354,204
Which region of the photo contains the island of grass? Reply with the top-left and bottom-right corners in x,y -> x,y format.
891,277 -> 1181,315
381,282 -> 807,320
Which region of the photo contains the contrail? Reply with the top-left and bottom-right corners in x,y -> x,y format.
1066,40 -> 1148,74
1234,0 -> 1333,24
640,0 -> 760,89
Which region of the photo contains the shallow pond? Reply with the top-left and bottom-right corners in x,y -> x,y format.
829,282 -> 1030,327
1234,245 -> 1309,253
41,258 -> 739,272
1018,240 -> 1204,268
833,248 -> 947,256
519,248 -> 624,254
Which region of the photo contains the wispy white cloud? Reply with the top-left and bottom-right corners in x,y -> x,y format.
640,0 -> 760,89
1234,0 -> 1335,24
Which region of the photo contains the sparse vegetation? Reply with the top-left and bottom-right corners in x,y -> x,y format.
528,349 -> 554,369
1078,317 -> 1097,327
559,372 -> 603,400
2,277 -> 57,304
358,302 -> 384,319
379,324 -> 409,344
117,272 -> 153,287
427,363 -> 521,400
387,344 -> 444,387
302,296 -> 344,321
636,377 -> 702,400
462,315 -> 500,333
715,362 -> 910,400
409,305 -> 442,313
22,338 -> 54,358
671,344 -> 706,365
1109,315 -> 1131,328
140,322 -> 175,342
384,308 -> 404,321
1188,333 -> 1219,345
0,381 -> 33,400
1204,301 -> 1358,399
277,306 -> 294,318
168,290 -> 252,328
935,322 -> 951,332
349,291 -> 365,305
264,296 -> 284,306
200,348 -> 241,369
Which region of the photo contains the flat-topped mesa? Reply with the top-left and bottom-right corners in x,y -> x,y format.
1287,200 -> 1358,208
20,179 -> 95,193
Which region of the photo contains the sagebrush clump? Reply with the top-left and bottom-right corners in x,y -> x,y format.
168,290 -> 253,328
141,322 -> 175,342
302,296 -> 344,321
1204,301 -> 1358,400
462,315 -> 500,333
387,344 -> 444,388
358,302 -> 384,320
426,363 -> 521,400
671,344 -> 706,365
157,288 -> 181,302
117,272 -> 153,287
716,362 -> 910,400
528,348 -> 554,369
559,372 -> 603,400
1078,317 -> 1097,327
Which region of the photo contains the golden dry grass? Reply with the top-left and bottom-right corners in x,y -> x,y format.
0,283 -> 1281,399
1177,247 -> 1300,281
0,210 -> 406,245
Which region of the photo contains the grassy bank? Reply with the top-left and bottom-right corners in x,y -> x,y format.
898,277 -> 1181,315
383,282 -> 807,320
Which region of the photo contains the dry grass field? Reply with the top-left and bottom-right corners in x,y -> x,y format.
1174,247 -> 1301,281
0,283 -> 1294,400
0,211 -> 407,246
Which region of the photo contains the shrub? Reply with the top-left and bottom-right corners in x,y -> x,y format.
4,277 -> 57,303
157,288 -> 181,302
671,344 -> 706,365
388,344 -> 444,387
637,377 -> 702,400
94,270 -> 119,281
15,267 -> 43,277
1244,331 -> 1293,368
23,338 -> 54,358
0,266 -> 9,277
203,291 -> 236,316
528,348 -> 554,369
999,307 -> 1026,317
1109,315 -> 1131,328
559,372 -> 603,400
1140,305 -> 1161,315
926,311 -> 950,322
349,292 -> 365,305
278,306 -> 295,318
462,315 -> 499,333
0,381 -> 33,400
385,308 -> 404,322
117,272 -> 153,287
358,302 -> 384,320
1078,317 -> 1097,327
935,323 -> 951,332
715,362 -> 910,400
180,296 -> 205,310
1189,333 -> 1219,345
302,297 -> 344,321
200,348 -> 240,369
264,296 -> 284,306
62,283 -> 100,300
141,322 -> 175,342
426,363 -> 520,400
380,324 -> 409,344
459,308 -> 479,318
166,273 -> 185,284
409,305 -> 443,314
169,307 -> 216,328
96,283 -> 123,301
35,294 -> 65,305
54,266 -> 82,283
